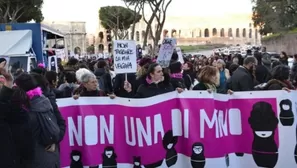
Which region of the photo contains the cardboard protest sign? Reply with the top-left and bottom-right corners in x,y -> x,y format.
157,38 -> 177,68
113,40 -> 137,74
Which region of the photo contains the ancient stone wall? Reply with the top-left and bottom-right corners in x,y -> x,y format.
262,33 -> 297,55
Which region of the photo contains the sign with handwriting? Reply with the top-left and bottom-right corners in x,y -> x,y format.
113,40 -> 137,74
157,38 -> 177,68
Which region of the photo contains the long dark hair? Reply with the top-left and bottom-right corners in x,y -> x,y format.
13,73 -> 39,109
147,63 -> 159,79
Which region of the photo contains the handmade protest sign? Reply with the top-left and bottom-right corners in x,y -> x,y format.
175,47 -> 184,64
57,90 -> 297,168
157,38 -> 177,68
113,40 -> 137,74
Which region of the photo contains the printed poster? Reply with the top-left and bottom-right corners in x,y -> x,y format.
57,91 -> 297,168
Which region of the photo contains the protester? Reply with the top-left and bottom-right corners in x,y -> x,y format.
1,40 -> 297,168
0,68 -> 28,168
228,56 -> 257,91
193,66 -> 218,92
124,63 -> 183,98
263,65 -> 295,90
280,51 -> 288,65
216,59 -> 230,93
169,61 -> 187,89
14,73 -> 61,168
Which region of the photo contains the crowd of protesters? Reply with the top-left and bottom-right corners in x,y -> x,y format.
0,47 -> 295,167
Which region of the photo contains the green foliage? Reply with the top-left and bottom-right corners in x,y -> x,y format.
0,0 -> 44,23
99,6 -> 142,30
179,44 -> 226,52
87,45 -> 95,54
252,0 -> 297,35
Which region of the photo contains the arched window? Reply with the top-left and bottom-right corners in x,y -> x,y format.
136,31 -> 140,41
141,30 -> 145,39
99,32 -> 104,43
204,28 -> 209,37
98,44 -> 104,51
228,28 -> 233,37
242,28 -> 246,37
212,28 -> 217,37
220,28 -> 225,37
249,29 -> 252,38
74,47 -> 81,55
236,28 -> 240,37
108,43 -> 112,53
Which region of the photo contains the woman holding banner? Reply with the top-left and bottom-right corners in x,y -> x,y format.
124,63 -> 183,98
193,65 -> 233,94
73,69 -> 116,99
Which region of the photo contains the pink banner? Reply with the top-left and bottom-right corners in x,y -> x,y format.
58,95 -> 280,168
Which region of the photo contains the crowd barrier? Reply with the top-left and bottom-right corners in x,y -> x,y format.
56,90 -> 297,168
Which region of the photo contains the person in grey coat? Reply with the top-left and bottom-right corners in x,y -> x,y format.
14,73 -> 61,168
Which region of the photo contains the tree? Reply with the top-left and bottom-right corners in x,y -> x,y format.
123,0 -> 144,40
145,0 -> 172,50
123,0 -> 172,53
87,45 -> 95,54
99,6 -> 142,40
0,0 -> 44,23
252,0 -> 297,35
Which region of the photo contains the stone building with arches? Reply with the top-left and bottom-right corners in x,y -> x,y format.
95,12 -> 260,53
43,21 -> 87,55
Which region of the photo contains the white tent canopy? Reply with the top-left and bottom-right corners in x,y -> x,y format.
0,30 -> 32,56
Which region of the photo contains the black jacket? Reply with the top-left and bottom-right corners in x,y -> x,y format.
193,82 -> 208,91
170,77 -> 186,89
130,73 -> 174,98
0,86 -> 30,168
43,88 -> 66,142
94,68 -> 113,94
113,73 -> 136,98
228,66 -> 255,91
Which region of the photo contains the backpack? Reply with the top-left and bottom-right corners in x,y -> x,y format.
31,96 -> 60,146
97,75 -> 106,92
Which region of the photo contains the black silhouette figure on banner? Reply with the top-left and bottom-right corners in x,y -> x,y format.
163,130 -> 178,167
225,154 -> 230,167
102,146 -> 117,168
70,150 -> 83,168
235,153 -> 244,157
133,156 -> 142,168
190,142 -> 205,168
50,57 -> 56,71
279,99 -> 294,126
248,102 -> 279,168
144,130 -> 179,168
89,166 -> 99,168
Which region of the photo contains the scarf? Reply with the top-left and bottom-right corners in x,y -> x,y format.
205,83 -> 217,93
146,76 -> 163,84
170,73 -> 183,79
